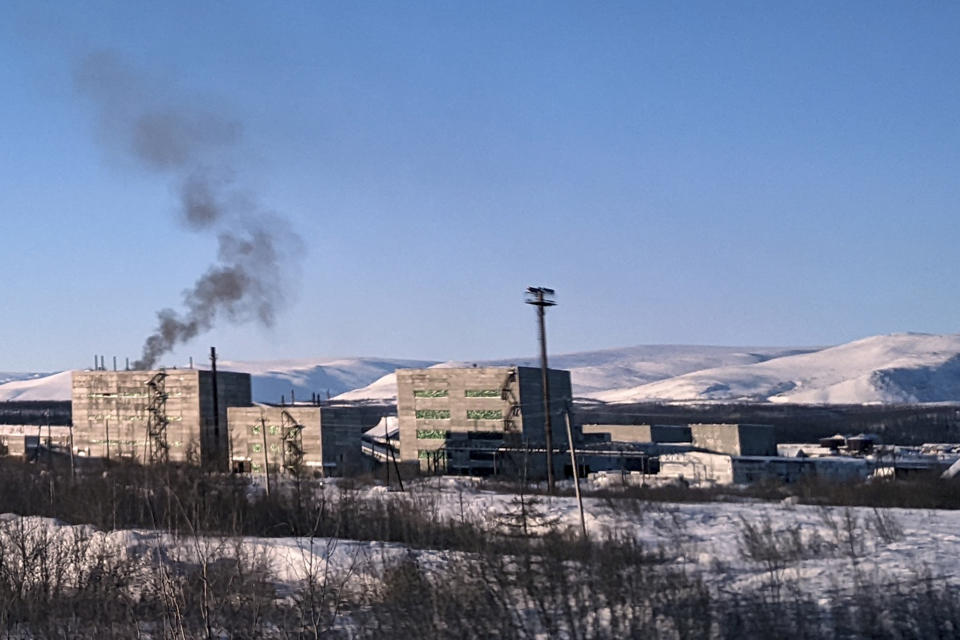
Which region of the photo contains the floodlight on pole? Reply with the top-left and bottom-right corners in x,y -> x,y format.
525,286 -> 556,493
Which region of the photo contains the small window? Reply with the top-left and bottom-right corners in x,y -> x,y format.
416,429 -> 447,439
465,389 -> 499,398
416,409 -> 451,420
414,389 -> 448,398
467,409 -> 502,420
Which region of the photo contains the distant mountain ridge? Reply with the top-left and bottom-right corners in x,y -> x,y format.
333,344 -> 816,401
591,333 -> 960,404
4,333 -> 960,405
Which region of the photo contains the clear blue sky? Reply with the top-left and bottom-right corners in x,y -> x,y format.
2,1 -> 959,371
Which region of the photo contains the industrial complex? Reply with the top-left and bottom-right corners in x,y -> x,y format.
0,360 -> 956,488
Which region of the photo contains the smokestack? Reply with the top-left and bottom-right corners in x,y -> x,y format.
210,346 -> 220,467
93,354 -> 98,371
189,356 -> 193,369
125,357 -> 130,371
100,355 -> 105,371
291,389 -> 295,405
113,356 -> 117,371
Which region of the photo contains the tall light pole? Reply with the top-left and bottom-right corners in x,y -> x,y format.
525,286 -> 556,493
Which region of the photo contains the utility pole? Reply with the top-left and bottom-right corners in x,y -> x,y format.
525,286 -> 556,493
565,405 -> 587,540
260,416 -> 272,497
210,347 -> 220,469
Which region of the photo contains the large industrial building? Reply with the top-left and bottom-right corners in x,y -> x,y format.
227,404 -> 391,477
71,369 -> 251,469
395,366 -> 573,476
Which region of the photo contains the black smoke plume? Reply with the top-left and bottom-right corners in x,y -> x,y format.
74,51 -> 302,369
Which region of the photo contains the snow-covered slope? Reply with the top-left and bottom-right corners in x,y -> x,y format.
0,371 -> 73,401
0,372 -> 53,386
592,333 -> 960,404
6,333 -> 960,405
334,345 -> 816,402
0,358 -> 437,404
217,357 -> 436,403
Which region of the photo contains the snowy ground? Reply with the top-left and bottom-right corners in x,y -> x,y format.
9,478 -> 958,601
389,478 -> 960,593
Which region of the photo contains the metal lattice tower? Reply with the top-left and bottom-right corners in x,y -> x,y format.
501,368 -> 521,433
145,371 -> 170,464
280,410 -> 304,476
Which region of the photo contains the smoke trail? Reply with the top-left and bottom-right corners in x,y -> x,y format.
74,51 -> 302,368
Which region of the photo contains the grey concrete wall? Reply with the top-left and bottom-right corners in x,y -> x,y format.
396,366 -> 573,476
397,367 -> 521,465
516,366 -> 573,447
72,369 -> 251,467
199,371 -> 252,469
735,424 -> 778,456
582,424 -> 691,443
690,423 -> 777,456
229,406 -> 323,474
229,404 -> 387,476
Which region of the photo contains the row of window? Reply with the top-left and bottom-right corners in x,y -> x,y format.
86,415 -> 184,422
86,392 -> 185,399
416,430 -> 505,441
251,424 -> 282,436
414,409 -> 504,420
88,439 -> 183,447
250,442 -> 282,454
413,389 -> 501,398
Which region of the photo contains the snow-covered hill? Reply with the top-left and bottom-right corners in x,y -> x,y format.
5,333 -> 960,405
334,345 -> 814,402
0,371 -> 73,401
591,333 -> 960,404
217,357 -> 436,403
0,358 -> 436,403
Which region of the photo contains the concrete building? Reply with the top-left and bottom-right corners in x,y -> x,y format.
228,404 -> 390,477
396,366 -> 572,476
71,369 -> 251,468
690,423 -> 777,457
0,425 -> 72,459
658,450 -> 870,487
582,423 -> 691,444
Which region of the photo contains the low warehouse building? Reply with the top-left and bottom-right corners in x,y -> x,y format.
690,423 -> 777,456
228,404 -> 391,477
582,423 -> 691,444
658,451 -> 869,487
0,425 -> 72,459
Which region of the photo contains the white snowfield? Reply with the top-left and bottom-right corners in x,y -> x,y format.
592,332 -> 960,404
0,370 -> 72,401
216,356 -> 435,403
339,332 -> 960,404
333,343 -> 817,402
5,332 -> 960,404
5,481 -> 960,601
